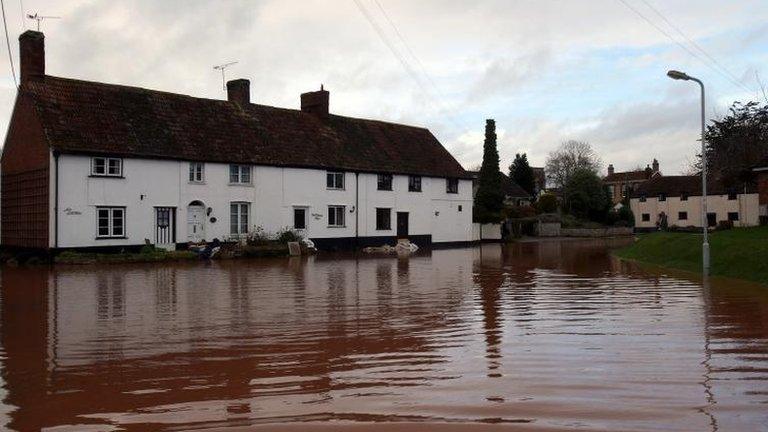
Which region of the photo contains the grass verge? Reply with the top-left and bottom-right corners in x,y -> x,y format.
614,226 -> 768,285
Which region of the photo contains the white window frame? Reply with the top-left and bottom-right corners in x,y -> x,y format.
91,157 -> 123,177
328,205 -> 346,227
377,173 -> 393,191
446,178 -> 459,194
96,207 -> 125,238
230,202 -> 250,236
229,164 -> 252,185
189,162 -> 205,183
327,171 -> 345,190
408,175 -> 422,192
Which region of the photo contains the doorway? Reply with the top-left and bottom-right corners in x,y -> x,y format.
155,207 -> 176,249
187,201 -> 206,242
706,212 -> 717,228
397,212 -> 409,238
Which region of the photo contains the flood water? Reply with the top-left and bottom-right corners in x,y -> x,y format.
1,239 -> 767,432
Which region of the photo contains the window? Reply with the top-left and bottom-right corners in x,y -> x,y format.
641,213 -> 650,222
229,164 -> 251,184
728,212 -> 739,221
658,193 -> 666,202
727,191 -> 737,200
96,207 -> 125,238
446,178 -> 459,194
458,205 -> 463,212
678,211 -> 688,221
377,174 -> 393,191
230,202 -> 250,235
294,208 -> 306,230
376,208 -> 391,230
327,172 -> 344,189
408,175 -> 422,192
189,162 -> 204,183
680,192 -> 688,201
328,205 -> 345,227
91,157 -> 122,177
639,195 -> 646,203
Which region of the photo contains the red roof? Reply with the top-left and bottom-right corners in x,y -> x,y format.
22,76 -> 470,179
604,169 -> 653,183
631,175 -> 756,198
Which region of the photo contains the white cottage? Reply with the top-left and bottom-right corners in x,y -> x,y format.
1,31 -> 474,251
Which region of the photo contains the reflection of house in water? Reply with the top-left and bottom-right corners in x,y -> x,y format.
0,252 -> 473,430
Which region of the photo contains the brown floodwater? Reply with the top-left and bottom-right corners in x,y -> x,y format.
1,239 -> 767,432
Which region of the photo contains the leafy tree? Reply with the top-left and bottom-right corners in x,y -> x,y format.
509,153 -> 536,196
564,168 -> 610,222
701,101 -> 768,186
474,119 -> 504,223
545,140 -> 601,189
535,193 -> 558,214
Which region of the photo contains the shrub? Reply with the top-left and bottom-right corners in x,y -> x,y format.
535,193 -> 558,213
276,227 -> 303,243
246,226 -> 272,246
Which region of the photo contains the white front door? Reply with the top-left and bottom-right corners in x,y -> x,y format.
187,205 -> 206,242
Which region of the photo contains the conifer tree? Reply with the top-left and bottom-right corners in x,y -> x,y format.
474,119 -> 504,223
509,153 -> 535,196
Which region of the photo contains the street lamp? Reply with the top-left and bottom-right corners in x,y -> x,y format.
667,70 -> 709,275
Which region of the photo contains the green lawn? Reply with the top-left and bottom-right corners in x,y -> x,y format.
614,226 -> 768,285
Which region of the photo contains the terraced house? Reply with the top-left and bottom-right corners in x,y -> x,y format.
1,31 -> 473,251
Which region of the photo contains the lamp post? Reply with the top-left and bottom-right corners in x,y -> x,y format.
667,70 -> 709,275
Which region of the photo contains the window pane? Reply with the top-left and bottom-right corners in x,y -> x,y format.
328,207 -> 335,225
112,209 -> 124,236
241,167 -> 251,183
240,204 -> 249,233
93,158 -> 105,175
337,173 -> 343,189
230,204 -> 239,234
338,208 -> 345,226
108,159 -> 121,175
189,163 -> 195,181
230,165 -> 239,183
327,173 -> 334,188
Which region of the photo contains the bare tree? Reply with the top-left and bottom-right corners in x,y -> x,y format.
545,140 -> 602,189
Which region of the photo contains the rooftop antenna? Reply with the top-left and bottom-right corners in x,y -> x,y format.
26,13 -> 61,31
213,61 -> 238,91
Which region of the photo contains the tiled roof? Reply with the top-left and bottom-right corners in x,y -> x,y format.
631,175 -> 757,198
22,75 -> 470,179
468,170 -> 531,198
604,169 -> 653,183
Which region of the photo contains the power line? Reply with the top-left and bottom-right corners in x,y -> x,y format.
616,0 -> 752,95
0,0 -> 17,87
638,0 -> 752,94
352,0 -> 470,135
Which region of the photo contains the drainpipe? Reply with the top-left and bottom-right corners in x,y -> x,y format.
53,151 -> 59,249
355,172 -> 359,249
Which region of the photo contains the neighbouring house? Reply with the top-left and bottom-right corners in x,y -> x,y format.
604,159 -> 661,205
469,171 -> 532,207
0,30 -> 474,252
754,156 -> 768,225
629,175 -> 759,230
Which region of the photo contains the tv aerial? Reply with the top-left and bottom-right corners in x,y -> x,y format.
27,13 -> 61,31
213,61 -> 238,91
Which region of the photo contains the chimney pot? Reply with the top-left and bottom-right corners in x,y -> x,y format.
652,158 -> 659,172
226,79 -> 250,106
301,87 -> 329,119
19,30 -> 45,83
608,164 -> 615,176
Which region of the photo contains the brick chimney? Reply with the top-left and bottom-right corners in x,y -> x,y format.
652,158 -> 659,173
607,164 -> 615,176
301,85 -> 329,119
226,79 -> 250,106
19,30 -> 45,83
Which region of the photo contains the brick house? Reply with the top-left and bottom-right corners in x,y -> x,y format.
1,31 -> 474,251
604,159 -> 661,205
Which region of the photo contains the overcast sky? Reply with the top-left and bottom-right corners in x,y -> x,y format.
0,0 -> 766,175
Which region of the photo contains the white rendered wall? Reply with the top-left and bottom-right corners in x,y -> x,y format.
630,193 -> 760,229
52,154 -> 473,248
